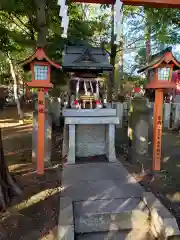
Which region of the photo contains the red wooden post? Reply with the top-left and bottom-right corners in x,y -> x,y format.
153,89 -> 163,170
37,88 -> 45,174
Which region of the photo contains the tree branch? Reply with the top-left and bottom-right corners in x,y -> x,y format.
1,13 -> 30,37
12,14 -> 32,35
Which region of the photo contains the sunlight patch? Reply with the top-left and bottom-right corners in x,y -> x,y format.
163,156 -> 170,163
0,122 -> 20,128
0,118 -> 15,123
2,187 -> 61,220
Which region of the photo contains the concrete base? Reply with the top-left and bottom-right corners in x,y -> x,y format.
62,109 -> 119,164
63,122 -> 118,164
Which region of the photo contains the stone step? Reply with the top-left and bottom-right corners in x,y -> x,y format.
76,230 -> 155,240
74,198 -> 150,234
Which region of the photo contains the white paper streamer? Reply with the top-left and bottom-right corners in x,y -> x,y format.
59,5 -> 68,17
84,80 -> 87,95
61,16 -> 69,28
90,81 -> 93,94
57,0 -> 69,38
76,79 -> 80,95
96,80 -> 99,97
114,0 -> 123,44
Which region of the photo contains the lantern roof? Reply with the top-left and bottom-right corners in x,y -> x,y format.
121,0 -> 180,8
62,45 -> 113,72
20,48 -> 62,71
138,47 -> 180,73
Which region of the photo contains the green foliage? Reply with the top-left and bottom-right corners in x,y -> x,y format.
0,1 -> 179,88
0,1 -> 112,85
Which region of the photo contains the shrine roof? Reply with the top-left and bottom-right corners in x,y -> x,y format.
62,45 -> 113,72
138,47 -> 180,73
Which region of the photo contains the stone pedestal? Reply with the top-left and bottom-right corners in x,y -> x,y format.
51,98 -> 61,126
174,103 -> 180,126
62,109 -> 119,164
163,103 -> 170,128
128,97 -> 152,170
114,102 -> 124,128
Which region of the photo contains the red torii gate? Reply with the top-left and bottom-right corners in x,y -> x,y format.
121,0 -> 180,7
71,0 -> 180,7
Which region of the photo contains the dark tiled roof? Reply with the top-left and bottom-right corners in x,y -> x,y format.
62,45 -> 113,71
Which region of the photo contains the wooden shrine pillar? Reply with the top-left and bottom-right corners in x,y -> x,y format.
153,89 -> 163,171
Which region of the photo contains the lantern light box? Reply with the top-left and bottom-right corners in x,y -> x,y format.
29,61 -> 52,88
158,67 -> 171,81
34,64 -> 49,80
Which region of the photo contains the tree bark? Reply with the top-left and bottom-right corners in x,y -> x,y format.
7,55 -> 24,121
34,0 -> 48,48
0,127 -> 22,211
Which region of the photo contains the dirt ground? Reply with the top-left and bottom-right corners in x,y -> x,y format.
0,106 -> 63,240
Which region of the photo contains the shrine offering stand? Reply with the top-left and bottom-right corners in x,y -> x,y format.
32,95 -> 52,165
62,109 -> 119,164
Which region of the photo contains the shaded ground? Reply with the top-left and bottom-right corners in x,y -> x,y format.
116,126 -> 180,227
0,106 -> 63,240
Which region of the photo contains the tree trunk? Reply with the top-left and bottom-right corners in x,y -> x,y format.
145,10 -> 151,80
35,0 -> 48,48
7,55 -> 24,121
0,127 -> 22,211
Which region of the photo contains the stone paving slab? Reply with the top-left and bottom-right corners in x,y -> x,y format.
76,229 -> 154,240
74,198 -> 148,217
61,162 -> 144,201
62,162 -> 138,183
74,198 -> 149,233
61,179 -> 143,201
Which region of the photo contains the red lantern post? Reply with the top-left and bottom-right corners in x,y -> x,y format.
138,49 -> 180,171
20,48 -> 61,175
